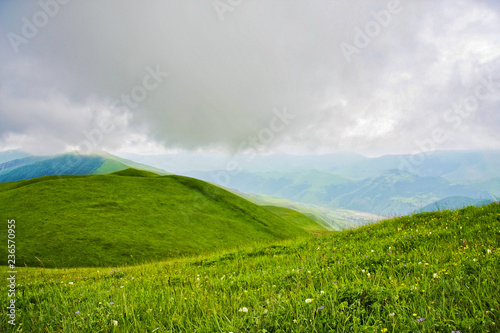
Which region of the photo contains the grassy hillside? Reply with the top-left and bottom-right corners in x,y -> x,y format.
261,205 -> 327,234
0,169 -> 322,268
3,203 -> 499,332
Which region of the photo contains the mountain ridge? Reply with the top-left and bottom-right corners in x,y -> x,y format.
0,151 -> 168,183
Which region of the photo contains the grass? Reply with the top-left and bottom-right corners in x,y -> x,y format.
1,203 -> 499,332
260,206 -> 327,234
0,169 -> 322,268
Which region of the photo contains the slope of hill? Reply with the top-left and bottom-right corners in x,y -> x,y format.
9,203 -> 500,332
0,152 -> 168,183
0,169 -> 324,267
260,205 -> 327,234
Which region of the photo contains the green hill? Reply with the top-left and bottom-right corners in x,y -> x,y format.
5,203 -> 499,332
261,205 -> 327,234
0,169 -> 323,268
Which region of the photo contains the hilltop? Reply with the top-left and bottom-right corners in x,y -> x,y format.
0,169 -> 324,268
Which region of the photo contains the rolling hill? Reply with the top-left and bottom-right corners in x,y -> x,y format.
0,169 -> 324,268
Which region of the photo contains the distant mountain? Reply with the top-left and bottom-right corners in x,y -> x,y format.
120,150 -> 500,180
330,150 -> 500,181
0,155 -> 51,174
183,167 -> 494,217
417,196 -> 495,213
117,151 -> 367,173
0,169 -> 323,267
465,177 -> 500,198
328,169 -> 492,216
0,149 -> 31,165
0,152 -> 168,183
184,169 -> 351,203
237,191 -> 384,230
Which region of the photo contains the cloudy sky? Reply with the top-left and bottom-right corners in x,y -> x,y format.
1,0 -> 499,157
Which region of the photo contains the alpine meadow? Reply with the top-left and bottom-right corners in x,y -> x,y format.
2,1 -> 500,332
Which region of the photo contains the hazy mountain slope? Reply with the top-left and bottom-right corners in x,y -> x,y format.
186,167 -> 493,216
417,196 -> 495,213
465,177 -> 500,198
0,155 -> 51,174
0,154 -> 105,182
333,150 -> 500,180
119,152 -> 367,173
240,192 -> 383,230
184,169 -> 351,205
0,149 -> 32,164
0,169 -> 321,267
329,169 -> 492,215
0,152 -> 168,183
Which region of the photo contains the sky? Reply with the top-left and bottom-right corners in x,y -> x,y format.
0,0 -> 499,157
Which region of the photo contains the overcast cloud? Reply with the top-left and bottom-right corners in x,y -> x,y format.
0,0 -> 499,156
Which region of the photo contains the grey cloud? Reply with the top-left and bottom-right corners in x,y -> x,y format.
0,0 -> 499,155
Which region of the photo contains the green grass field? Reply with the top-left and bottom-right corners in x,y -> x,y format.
1,203 -> 499,332
0,169 -> 323,268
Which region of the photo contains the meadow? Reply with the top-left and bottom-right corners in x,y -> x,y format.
2,203 -> 499,332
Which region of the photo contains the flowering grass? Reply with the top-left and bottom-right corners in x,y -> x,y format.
2,203 -> 500,332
